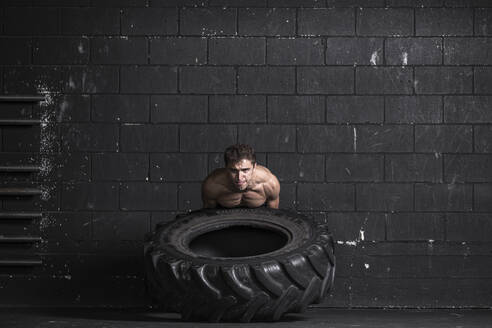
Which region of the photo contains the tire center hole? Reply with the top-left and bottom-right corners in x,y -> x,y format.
188,225 -> 288,258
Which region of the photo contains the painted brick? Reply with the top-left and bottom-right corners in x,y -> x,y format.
180,125 -> 236,152
356,8 -> 413,36
297,126 -> 354,153
40,213 -> 91,248
178,182 -> 202,211
150,153 -> 208,182
5,7 -> 58,35
326,96 -> 383,123
446,214 -> 492,241
415,67 -> 472,94
444,38 -> 492,65
357,183 -> 414,211
268,96 -> 324,123
151,36 -> 207,64
93,212 -> 150,241
0,38 -> 32,65
385,38 -> 442,65
297,183 -> 355,211
279,183 -> 296,210
271,0 -> 324,6
151,95 -> 207,123
121,66 -> 177,94
34,37 -> 89,64
209,37 -> 265,65
238,125 -> 296,152
0,38 -> 31,65
3,67 -> 65,94
326,154 -> 384,182
267,153 -> 324,182
61,123 -> 118,152
121,8 -> 178,35
323,212 -> 385,241
61,8 -> 119,35
444,96 -> 492,123
385,96 -> 442,124
356,67 -> 413,95
120,182 -> 177,210
475,126 -> 492,153
415,125 -> 472,153
92,153 -> 149,181
180,8 -> 236,35
475,184 -> 492,212
56,153 -> 91,181
385,154 -> 442,182
474,67 -> 492,94
267,38 -> 324,65
444,155 -> 492,183
327,0 -> 385,6
444,0 -> 492,5
91,0 -> 147,6
238,8 -> 295,36
298,8 -> 354,36
210,0 -> 267,6
298,67 -> 354,94
238,67 -> 295,94
150,0 -> 210,6
416,8 -> 473,36
92,95 -> 149,123
56,95 -> 91,122
61,182 -> 119,210
65,66 -> 119,94
475,9 -> 492,36
180,67 -> 235,94
387,213 -> 445,241
325,37 -> 383,65
356,125 -> 413,152
92,37 -> 147,64
415,183 -> 473,211
120,124 -> 178,152
209,95 -> 266,123
386,0 -> 443,6
1,126 -> 40,152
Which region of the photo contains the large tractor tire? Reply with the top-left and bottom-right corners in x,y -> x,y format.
144,207 -> 335,322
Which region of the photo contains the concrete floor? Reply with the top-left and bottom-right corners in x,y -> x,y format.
0,308 -> 491,328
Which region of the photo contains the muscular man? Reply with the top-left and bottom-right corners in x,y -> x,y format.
202,144 -> 280,209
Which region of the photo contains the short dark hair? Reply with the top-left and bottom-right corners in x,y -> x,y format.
224,144 -> 256,166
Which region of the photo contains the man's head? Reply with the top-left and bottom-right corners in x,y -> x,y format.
224,144 -> 256,191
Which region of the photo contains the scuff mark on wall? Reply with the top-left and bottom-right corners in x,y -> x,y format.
353,127 -> 357,152
402,52 -> 408,66
370,51 -> 379,65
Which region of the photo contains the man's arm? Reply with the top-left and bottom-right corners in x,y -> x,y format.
265,175 -> 280,209
201,178 -> 218,208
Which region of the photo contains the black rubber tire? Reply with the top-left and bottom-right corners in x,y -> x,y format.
144,207 -> 335,322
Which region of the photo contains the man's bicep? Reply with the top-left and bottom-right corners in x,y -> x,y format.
202,196 -> 217,208
266,176 -> 280,209
266,195 -> 279,209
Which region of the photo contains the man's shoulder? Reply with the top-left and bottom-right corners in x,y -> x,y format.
256,165 -> 280,194
202,168 -> 228,192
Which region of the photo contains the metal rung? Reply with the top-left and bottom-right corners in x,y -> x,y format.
0,236 -> 42,243
0,188 -> 42,196
0,259 -> 43,266
0,95 -> 45,102
0,212 -> 42,220
0,119 -> 41,126
0,165 -> 41,173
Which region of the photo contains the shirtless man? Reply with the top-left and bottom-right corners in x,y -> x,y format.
202,144 -> 280,209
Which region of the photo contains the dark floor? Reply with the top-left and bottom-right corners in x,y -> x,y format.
1,308 -> 491,328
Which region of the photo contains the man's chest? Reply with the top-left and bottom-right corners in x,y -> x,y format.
217,188 -> 266,207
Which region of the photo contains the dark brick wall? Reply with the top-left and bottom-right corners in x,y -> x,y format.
0,0 -> 491,308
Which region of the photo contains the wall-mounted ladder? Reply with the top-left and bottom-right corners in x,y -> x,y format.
0,94 -> 45,268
